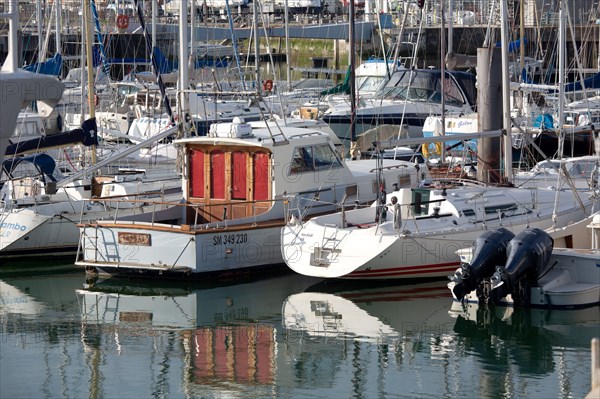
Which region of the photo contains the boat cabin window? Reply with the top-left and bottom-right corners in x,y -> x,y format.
567,160 -> 597,177
372,179 -> 386,193
433,75 -> 466,107
533,161 -> 560,172
117,84 -> 140,97
484,204 -> 518,215
411,188 -> 430,215
462,209 -> 475,217
451,72 -> 477,108
378,70 -> 448,103
357,76 -> 386,93
289,144 -> 342,174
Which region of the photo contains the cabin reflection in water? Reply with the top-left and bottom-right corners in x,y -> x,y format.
192,325 -> 275,384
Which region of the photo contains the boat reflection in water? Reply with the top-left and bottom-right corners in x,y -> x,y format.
1,270 -> 596,398
0,267 -> 83,319
449,300 -> 600,397
281,279 -> 465,399
76,272 -> 321,396
282,280 -> 454,343
282,279 -> 598,398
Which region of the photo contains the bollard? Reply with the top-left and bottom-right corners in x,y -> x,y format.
587,338 -> 600,399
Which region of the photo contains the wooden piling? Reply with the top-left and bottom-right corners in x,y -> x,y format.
586,338 -> 600,399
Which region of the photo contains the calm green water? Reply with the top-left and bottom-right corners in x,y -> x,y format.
0,262 -> 597,399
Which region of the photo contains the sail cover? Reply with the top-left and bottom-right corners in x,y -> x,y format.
5,118 -> 98,156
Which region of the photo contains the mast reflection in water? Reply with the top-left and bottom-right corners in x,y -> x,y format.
0,266 -> 597,398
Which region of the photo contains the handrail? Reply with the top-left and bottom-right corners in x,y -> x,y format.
82,196 -> 284,207
77,196 -> 288,226
368,163 -> 413,173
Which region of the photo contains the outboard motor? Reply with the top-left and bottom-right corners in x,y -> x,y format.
450,228 -> 515,301
490,228 -> 554,305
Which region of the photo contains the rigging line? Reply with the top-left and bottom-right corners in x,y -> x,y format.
391,0 -> 410,70
564,4 -> 591,115
256,1 -> 286,118
134,0 -> 175,126
224,0 -> 246,90
482,0 -> 496,47
90,0 -> 111,80
411,13 -> 424,69
295,135 -> 357,220
38,0 -> 54,69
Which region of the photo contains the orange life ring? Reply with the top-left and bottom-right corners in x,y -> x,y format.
116,14 -> 129,30
263,79 -> 273,92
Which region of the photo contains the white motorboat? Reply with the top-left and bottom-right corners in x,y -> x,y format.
281,182 -> 599,281
291,59 -> 405,126
448,213 -> 600,309
320,69 -> 477,142
75,118 -> 429,279
512,154 -> 600,191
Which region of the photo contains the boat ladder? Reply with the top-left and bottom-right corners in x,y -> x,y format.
103,295 -> 121,320
80,225 -> 120,263
79,225 -> 100,263
311,224 -> 342,266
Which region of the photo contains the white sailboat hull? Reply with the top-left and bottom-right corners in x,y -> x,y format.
1,208 -> 77,257
1,199 -> 180,259
282,187 -> 598,280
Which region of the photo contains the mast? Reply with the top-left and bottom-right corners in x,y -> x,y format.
135,0 -> 175,124
1,0 -> 19,72
253,0 -> 260,92
447,0 -> 453,55
79,3 -> 86,113
84,0 -> 96,164
500,0 -> 511,181
179,0 -> 190,133
557,0 -> 566,159
190,0 -> 196,66
348,0 -> 357,159
519,0 -> 524,76
224,0 -> 245,89
152,0 -> 158,69
56,0 -> 61,61
375,2 -> 390,78
391,1 -> 409,75
440,0 -> 446,159
284,0 -> 291,91
37,0 -> 42,63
